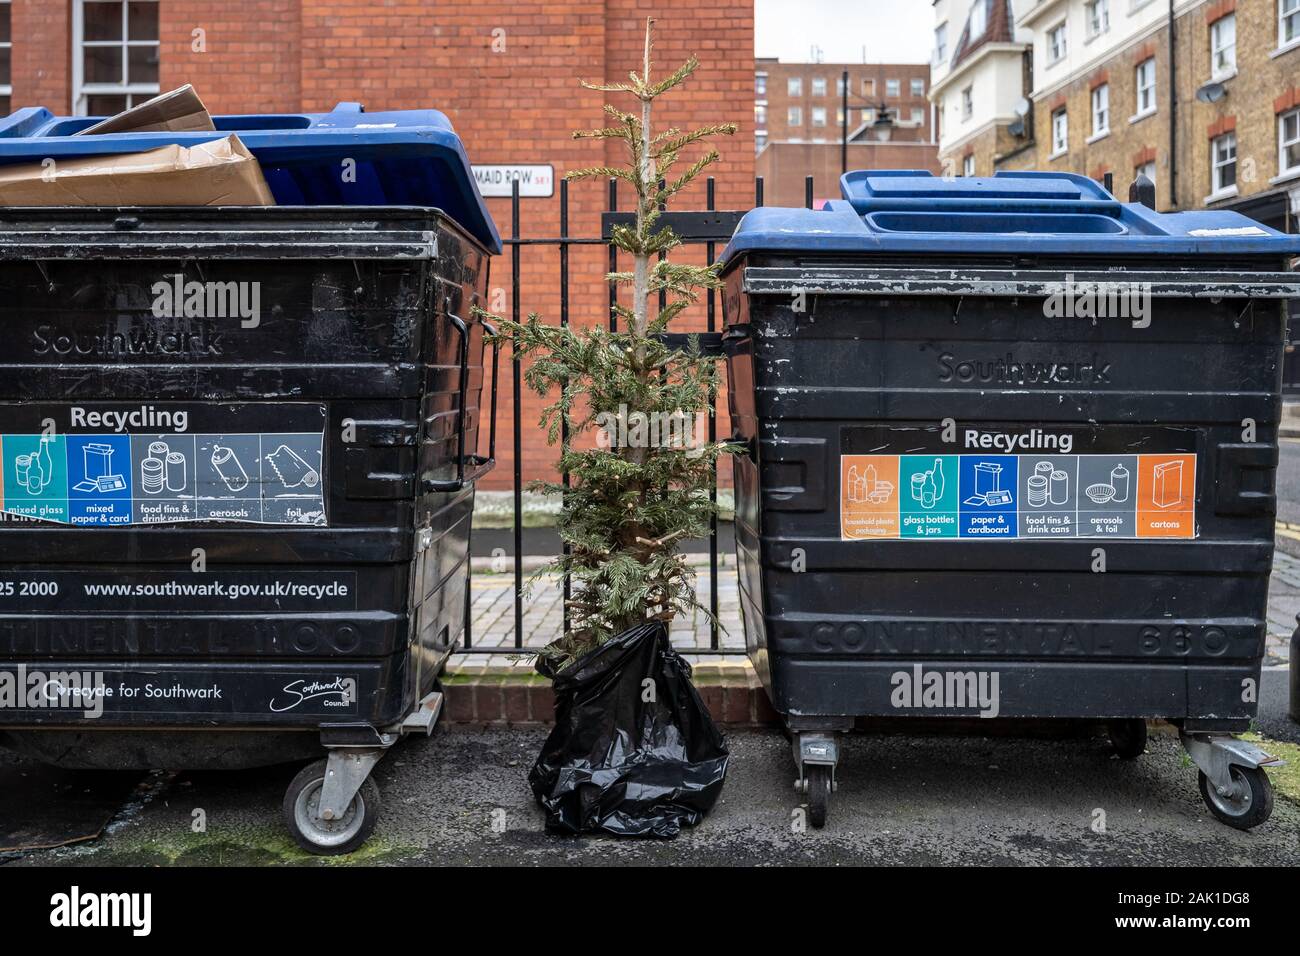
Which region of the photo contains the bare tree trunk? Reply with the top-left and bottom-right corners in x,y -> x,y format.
631,18 -> 656,344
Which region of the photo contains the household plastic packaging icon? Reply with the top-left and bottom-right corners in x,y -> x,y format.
529,621 -> 729,838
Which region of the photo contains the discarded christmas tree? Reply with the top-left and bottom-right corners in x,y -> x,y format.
484,19 -> 737,671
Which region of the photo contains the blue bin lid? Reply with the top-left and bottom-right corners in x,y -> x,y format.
0,102 -> 502,253
721,169 -> 1300,266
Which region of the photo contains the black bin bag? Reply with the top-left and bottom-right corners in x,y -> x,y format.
529,621 -> 729,837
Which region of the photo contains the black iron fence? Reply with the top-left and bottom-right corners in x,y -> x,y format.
456,173 -> 802,656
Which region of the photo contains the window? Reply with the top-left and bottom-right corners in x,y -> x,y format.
811,107 -> 827,127
1136,160 -> 1157,188
755,73 -> 767,96
0,1 -> 11,116
886,78 -> 900,97
935,23 -> 949,64
1135,58 -> 1157,117
73,0 -> 160,115
962,86 -> 974,121
812,77 -> 827,97
1211,14 -> 1236,78
970,0 -> 988,40
1092,84 -> 1110,136
787,107 -> 802,126
1211,131 -> 1237,195
755,105 -> 767,127
911,78 -> 925,97
1052,108 -> 1069,155
755,132 -> 768,152
788,77 -> 802,96
1048,22 -> 1068,63
1086,0 -> 1109,38
1283,0 -> 1300,47
836,106 -> 846,125
1281,108 -> 1300,175
911,107 -> 925,124
863,108 -> 876,123
836,76 -> 847,96
963,154 -> 976,177
863,78 -> 876,97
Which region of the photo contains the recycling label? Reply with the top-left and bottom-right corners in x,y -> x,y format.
0,403 -> 327,526
839,424 -> 1197,542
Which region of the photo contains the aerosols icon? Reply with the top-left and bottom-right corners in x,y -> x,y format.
1110,463 -> 1130,503
211,446 -> 250,493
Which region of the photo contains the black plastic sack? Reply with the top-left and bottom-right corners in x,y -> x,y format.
529,621 -> 729,838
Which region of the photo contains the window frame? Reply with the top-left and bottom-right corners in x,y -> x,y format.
1135,159 -> 1157,189
963,154 -> 976,178
787,106 -> 802,127
961,85 -> 974,121
1282,0 -> 1300,48
0,0 -> 11,111
72,0 -> 161,116
1135,58 -> 1157,118
1085,0 -> 1110,39
1280,107 -> 1300,176
1210,131 -> 1238,196
787,76 -> 802,97
811,76 -> 827,97
969,0 -> 988,41
1091,83 -> 1110,137
886,78 -> 900,98
1051,108 -> 1069,155
935,22 -> 949,64
910,77 -> 925,97
1048,21 -> 1068,65
1211,14 -> 1236,79
811,106 -> 827,128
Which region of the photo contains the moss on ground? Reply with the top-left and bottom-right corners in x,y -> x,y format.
1242,733 -> 1300,806
79,825 -> 411,867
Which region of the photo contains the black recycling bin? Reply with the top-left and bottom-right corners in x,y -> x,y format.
0,107 -> 501,854
720,170 -> 1300,830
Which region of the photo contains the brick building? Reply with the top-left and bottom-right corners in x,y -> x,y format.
0,0 -> 756,488
931,0 -> 1300,384
932,0 -> 1300,226
755,57 -> 940,206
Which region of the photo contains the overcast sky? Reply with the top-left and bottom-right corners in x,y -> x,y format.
755,0 -> 933,64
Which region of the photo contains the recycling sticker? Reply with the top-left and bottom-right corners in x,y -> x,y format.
839,424 -> 1197,542
0,403 -> 327,527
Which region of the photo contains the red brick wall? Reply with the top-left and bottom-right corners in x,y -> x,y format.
160,2 -> 302,113
10,0 -> 71,111
6,1 -> 755,490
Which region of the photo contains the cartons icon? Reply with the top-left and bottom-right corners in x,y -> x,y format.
1151,460 -> 1184,509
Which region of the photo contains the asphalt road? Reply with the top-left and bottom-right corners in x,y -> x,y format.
1274,438 -> 1300,555
5,669 -> 1296,867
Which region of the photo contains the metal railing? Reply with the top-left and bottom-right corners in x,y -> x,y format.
456,173 -> 795,656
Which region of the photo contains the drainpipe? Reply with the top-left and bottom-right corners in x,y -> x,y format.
1167,0 -> 1177,209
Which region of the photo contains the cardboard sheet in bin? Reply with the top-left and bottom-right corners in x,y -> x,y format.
75,84 -> 215,136
0,133 -> 275,206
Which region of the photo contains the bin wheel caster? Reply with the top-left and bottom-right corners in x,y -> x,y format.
283,758 -> 381,855
1107,719 -> 1147,760
1197,766 -> 1274,831
806,765 -> 832,829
